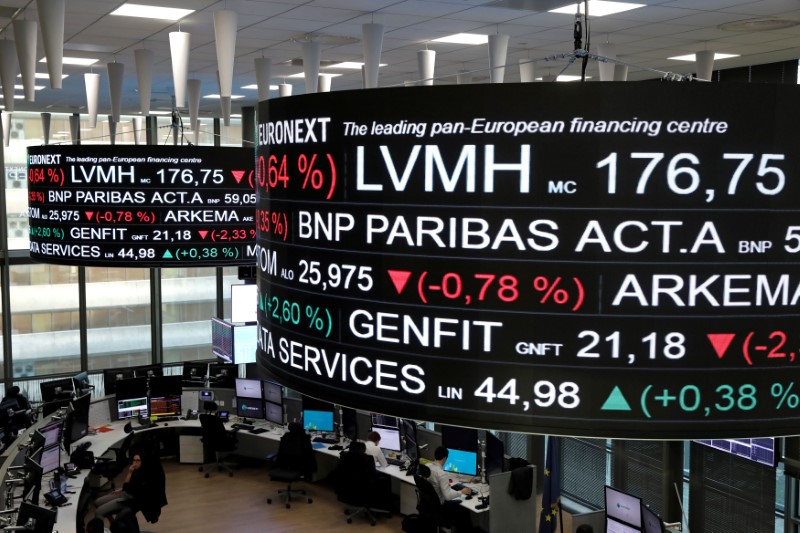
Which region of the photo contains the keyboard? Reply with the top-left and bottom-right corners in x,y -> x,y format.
157,416 -> 179,422
249,427 -> 267,435
232,423 -> 254,431
312,436 -> 339,444
451,483 -> 478,495
386,457 -> 404,466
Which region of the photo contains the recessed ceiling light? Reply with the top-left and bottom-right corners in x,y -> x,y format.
202,94 -> 246,100
720,18 -> 800,32
17,73 -> 69,80
110,3 -> 194,21
536,75 -> 593,82
40,57 -> 98,66
432,33 -> 489,45
324,61 -> 387,70
12,84 -> 45,91
287,72 -> 342,78
550,1 -> 644,17
148,110 -> 173,115
668,53 -> 739,61
241,84 -> 279,91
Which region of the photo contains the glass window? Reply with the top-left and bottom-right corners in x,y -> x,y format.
86,266 -> 151,370
10,263 -> 80,377
162,267 -> 219,364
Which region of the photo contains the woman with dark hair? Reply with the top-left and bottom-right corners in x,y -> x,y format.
94,450 -> 167,528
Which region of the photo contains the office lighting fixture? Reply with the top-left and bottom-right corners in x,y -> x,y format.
433,33 -> 489,45
110,4 -> 194,21
37,0 -> 65,88
135,49 -> 154,115
668,53 -> 738,62
40,57 -> 98,66
549,1 -> 644,16
362,23 -> 384,89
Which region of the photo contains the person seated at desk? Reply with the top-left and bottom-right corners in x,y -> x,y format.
94,450 -> 167,527
365,430 -> 388,468
429,446 -> 473,503
2,386 -> 29,411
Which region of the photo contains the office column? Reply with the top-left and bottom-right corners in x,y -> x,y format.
0,113 -> 10,387
78,268 -> 88,371
147,117 -> 163,364
241,106 -> 254,146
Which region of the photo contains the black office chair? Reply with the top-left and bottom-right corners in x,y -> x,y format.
198,413 -> 238,478
334,442 -> 391,525
413,465 -> 451,532
267,422 -> 316,508
93,425 -> 135,480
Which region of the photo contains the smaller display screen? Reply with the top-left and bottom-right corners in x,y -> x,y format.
303,409 -> 334,432
694,438 -> 777,468
606,485 -> 642,528
233,324 -> 258,364
606,517 -> 641,533
38,422 -> 63,450
371,414 -> 398,428
641,505 -> 663,533
265,401 -> 283,425
117,397 -> 148,420
237,397 -> 265,420
443,449 -> 477,477
40,446 -> 61,475
212,318 -> 234,362
372,426 -> 401,452
231,284 -> 258,324
235,378 -> 262,399
263,380 -> 282,405
149,396 -> 181,418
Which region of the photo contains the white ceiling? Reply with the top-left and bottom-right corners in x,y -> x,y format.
2,0 -> 800,117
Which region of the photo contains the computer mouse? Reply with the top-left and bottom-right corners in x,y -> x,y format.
465,495 -> 473,501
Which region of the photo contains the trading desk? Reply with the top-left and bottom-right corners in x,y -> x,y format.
0,415 -> 495,532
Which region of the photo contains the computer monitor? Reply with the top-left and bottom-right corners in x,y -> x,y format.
182,361 -> 210,385
443,448 -> 478,476
37,420 -> 64,450
15,502 -> 56,533
341,407 -> 358,441
283,397 -> 302,425
149,375 -> 182,397
641,504 -> 664,533
64,393 -> 91,450
231,283 -> 258,324
103,368 -> 135,396
208,363 -> 236,388
441,425 -> 478,453
41,398 -> 72,418
236,397 -> 265,421
485,431 -> 505,476
233,324 -> 258,364
39,445 -> 60,475
72,371 -> 93,396
117,397 -> 148,420
212,317 -> 234,362
148,395 -> 181,419
265,401 -> 283,425
133,364 -> 162,379
402,419 -> 418,461
303,410 -> 335,432
371,413 -> 399,428
22,457 -> 43,506
605,485 -> 643,528
39,378 -> 73,403
372,426 -> 402,452
262,380 -> 283,405
235,378 -> 262,399
606,516 -> 641,533
115,377 -> 148,400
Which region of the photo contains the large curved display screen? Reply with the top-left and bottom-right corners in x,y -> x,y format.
257,83 -> 800,438
27,145 -> 255,266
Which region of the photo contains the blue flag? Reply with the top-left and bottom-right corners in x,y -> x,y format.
539,435 -> 561,533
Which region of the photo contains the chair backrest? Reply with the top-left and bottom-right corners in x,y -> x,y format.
276,428 -> 316,476
413,474 -> 442,517
199,414 -> 230,450
335,449 -> 376,504
116,432 -> 135,467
